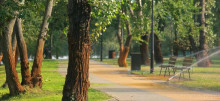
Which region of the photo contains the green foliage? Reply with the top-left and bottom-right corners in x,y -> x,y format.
45,0 -> 68,57
90,0 -> 119,42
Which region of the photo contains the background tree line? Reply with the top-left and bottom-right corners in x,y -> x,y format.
0,0 -> 220,100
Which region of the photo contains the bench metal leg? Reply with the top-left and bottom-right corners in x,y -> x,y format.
159,67 -> 162,76
188,70 -> 191,79
179,73 -> 181,80
168,68 -> 171,76
173,69 -> 176,75
183,71 -> 185,78
164,67 -> 168,77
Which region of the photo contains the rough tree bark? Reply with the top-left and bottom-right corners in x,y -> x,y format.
136,0 -> 150,65
31,0 -> 54,87
2,18 -> 25,95
15,18 -> 32,87
155,16 -> 165,64
197,0 -> 211,67
62,0 -> 91,100
154,34 -> 163,64
1,23 -> 19,88
140,34 -> 150,65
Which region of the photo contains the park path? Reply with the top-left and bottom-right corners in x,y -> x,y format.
58,60 -> 220,101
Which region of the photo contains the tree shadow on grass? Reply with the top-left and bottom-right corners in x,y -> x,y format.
0,94 -> 13,101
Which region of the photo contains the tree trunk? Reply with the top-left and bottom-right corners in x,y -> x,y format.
48,34 -> 52,59
56,49 -> 59,59
140,34 -> 150,65
31,0 -> 54,88
197,0 -> 211,67
15,18 -> 32,87
1,20 -> 20,87
0,52 -> 2,63
12,28 -> 17,56
62,0 -> 91,100
117,18 -> 132,67
14,46 -> 19,67
154,34 -> 163,64
0,40 -> 3,62
173,24 -> 178,56
136,0 -> 150,65
116,16 -> 124,67
2,18 -> 25,95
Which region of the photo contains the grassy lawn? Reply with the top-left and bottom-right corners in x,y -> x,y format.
0,60 -> 111,101
92,57 -> 220,92
91,58 -> 131,66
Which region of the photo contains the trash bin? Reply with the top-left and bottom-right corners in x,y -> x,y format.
131,53 -> 142,71
109,50 -> 115,59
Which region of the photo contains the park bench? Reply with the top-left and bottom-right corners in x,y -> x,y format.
172,57 -> 194,79
159,56 -> 177,76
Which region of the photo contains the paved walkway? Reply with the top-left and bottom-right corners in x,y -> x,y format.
58,60 -> 220,101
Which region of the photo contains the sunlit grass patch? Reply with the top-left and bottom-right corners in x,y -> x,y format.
0,60 -> 111,101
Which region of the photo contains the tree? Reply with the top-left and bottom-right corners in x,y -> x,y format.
213,0 -> 220,46
31,0 -> 54,87
140,34 -> 150,65
117,15 -> 132,67
197,0 -> 211,67
15,18 -> 32,87
154,34 -> 163,64
62,0 -> 91,100
136,0 -> 150,65
45,0 -> 68,59
2,17 -> 25,95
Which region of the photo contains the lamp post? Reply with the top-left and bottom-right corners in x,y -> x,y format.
150,0 -> 154,74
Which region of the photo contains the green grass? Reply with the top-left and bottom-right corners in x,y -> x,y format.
93,57 -> 220,92
0,60 -> 111,101
91,58 -> 131,66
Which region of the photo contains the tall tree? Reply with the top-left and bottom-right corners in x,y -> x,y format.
2,18 -> 25,95
117,16 -> 132,67
117,1 -> 132,67
173,24 -> 178,56
31,0 -> 54,87
154,34 -> 163,64
136,0 -> 150,65
62,0 -> 91,100
214,0 -> 220,46
140,34 -> 150,65
197,0 -> 211,67
16,18 -> 32,87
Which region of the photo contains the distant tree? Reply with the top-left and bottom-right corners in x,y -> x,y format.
45,0 -> 68,59
197,0 -> 211,67
214,0 -> 220,46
